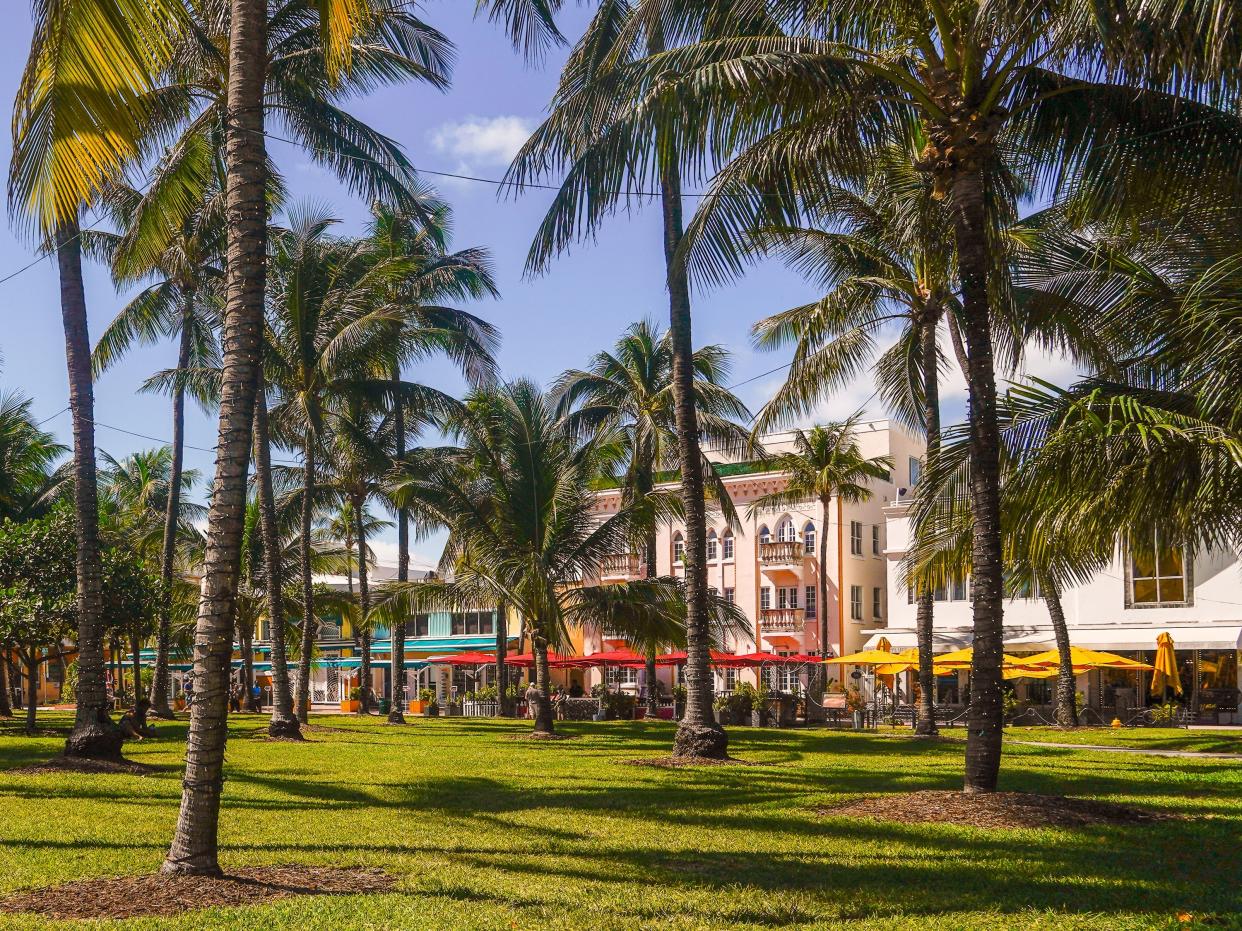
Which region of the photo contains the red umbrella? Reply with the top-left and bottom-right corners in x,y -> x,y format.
503,651 -> 585,668
783,653 -> 826,665
428,651 -> 497,666
655,650 -> 756,668
580,648 -> 646,666
734,651 -> 794,665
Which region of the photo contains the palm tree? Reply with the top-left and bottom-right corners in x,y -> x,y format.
601,0 -> 1242,789
163,0 -> 449,871
745,419 -> 892,701
264,208 -> 460,723
382,379 -> 747,736
10,0 -> 186,761
502,0 -> 759,759
90,180 -> 224,718
746,148 -> 957,735
362,202 -> 499,724
552,319 -> 751,716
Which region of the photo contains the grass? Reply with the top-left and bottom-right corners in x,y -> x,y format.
1002,727 -> 1242,754
0,712 -> 1238,930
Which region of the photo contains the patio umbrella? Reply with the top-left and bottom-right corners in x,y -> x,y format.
654,650 -> 755,668
1150,632 -> 1183,696
1020,646 -> 1154,671
503,651 -> 585,668
876,647 -> 919,676
428,651 -> 498,666
828,649 -> 910,666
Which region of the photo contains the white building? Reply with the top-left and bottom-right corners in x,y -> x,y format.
876,500 -> 1242,722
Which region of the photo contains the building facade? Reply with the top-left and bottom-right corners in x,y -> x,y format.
583,421 -> 925,695
877,500 -> 1242,721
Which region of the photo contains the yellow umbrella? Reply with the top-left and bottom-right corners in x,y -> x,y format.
1022,646 -> 1154,671
1150,632 -> 1183,696
876,647 -> 918,675
931,647 -> 1025,669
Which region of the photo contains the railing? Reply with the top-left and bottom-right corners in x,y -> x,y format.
601,552 -> 641,577
759,607 -> 804,631
759,540 -> 802,565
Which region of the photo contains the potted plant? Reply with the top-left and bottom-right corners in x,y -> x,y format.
340,686 -> 361,714
845,686 -> 865,729
418,688 -> 439,717
751,682 -> 771,727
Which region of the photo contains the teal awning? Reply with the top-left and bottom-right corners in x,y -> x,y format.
369,636 -> 514,654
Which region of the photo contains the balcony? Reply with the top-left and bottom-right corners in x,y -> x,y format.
601,552 -> 641,579
759,540 -> 802,567
759,608 -> 805,632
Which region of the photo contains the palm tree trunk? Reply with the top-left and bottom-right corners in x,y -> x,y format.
130,631 -> 143,712
353,495 -> 372,715
55,220 -> 122,760
643,521 -> 660,718
0,651 -> 11,717
1040,574 -> 1078,727
163,0 -> 270,876
495,601 -> 509,716
661,163 -> 725,761
24,647 -> 38,736
532,635 -> 555,735
949,170 -> 1006,794
296,432 -> 317,723
150,311 -> 194,719
388,367 -> 407,724
914,312 -> 941,737
255,392 -> 299,738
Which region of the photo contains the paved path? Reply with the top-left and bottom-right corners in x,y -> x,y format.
1005,739 -> 1242,760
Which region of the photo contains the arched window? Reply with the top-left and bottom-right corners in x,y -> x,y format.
803,522 -> 816,554
706,530 -> 718,561
776,517 -> 796,542
672,532 -> 685,564
758,524 -> 771,544
721,530 -> 735,560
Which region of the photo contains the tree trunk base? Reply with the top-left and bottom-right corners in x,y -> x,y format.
386,711 -> 406,724
962,783 -> 993,795
160,857 -> 224,877
913,719 -> 940,737
672,722 -> 728,760
150,706 -> 177,720
268,716 -> 303,740
65,721 -> 124,760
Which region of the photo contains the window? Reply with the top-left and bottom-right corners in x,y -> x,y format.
872,587 -> 882,618
673,533 -> 685,564
803,522 -> 816,554
706,531 -> 718,561
758,525 -> 771,544
722,533 -> 734,560
412,613 -> 430,638
909,455 -> 922,487
724,667 -> 737,691
776,518 -> 796,542
850,521 -> 863,556
805,585 -> 817,619
952,576 -> 968,601
760,587 -> 771,610
872,525 -> 881,556
607,666 -> 639,687
708,586 -> 719,597
850,585 -> 862,620
777,586 -> 799,609
723,586 -> 735,604
1128,531 -> 1190,606
450,611 -> 495,636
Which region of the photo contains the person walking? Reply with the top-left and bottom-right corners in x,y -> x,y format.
250,681 -> 263,713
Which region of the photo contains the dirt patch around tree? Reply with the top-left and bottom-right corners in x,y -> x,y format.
10,755 -> 162,776
818,790 -> 1176,829
622,755 -> 760,768
502,732 -> 580,742
0,866 -> 395,920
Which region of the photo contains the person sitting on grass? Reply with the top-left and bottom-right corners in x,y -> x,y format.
119,699 -> 156,741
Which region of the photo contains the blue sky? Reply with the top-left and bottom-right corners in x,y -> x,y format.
0,3 -> 1073,566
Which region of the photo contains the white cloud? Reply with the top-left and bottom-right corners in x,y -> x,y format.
429,115 -> 536,168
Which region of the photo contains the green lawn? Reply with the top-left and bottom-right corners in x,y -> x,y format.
0,712 -> 1239,930
1003,727 -> 1242,754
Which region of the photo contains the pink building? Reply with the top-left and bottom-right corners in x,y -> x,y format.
585,420 -> 925,694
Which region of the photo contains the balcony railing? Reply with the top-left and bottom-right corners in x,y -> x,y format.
759,608 -> 805,631
759,540 -> 802,565
601,552 -> 641,578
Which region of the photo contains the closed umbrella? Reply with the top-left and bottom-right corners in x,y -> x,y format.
1150,632 -> 1183,697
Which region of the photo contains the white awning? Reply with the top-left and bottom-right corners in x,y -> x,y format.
865,625 -> 1241,653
